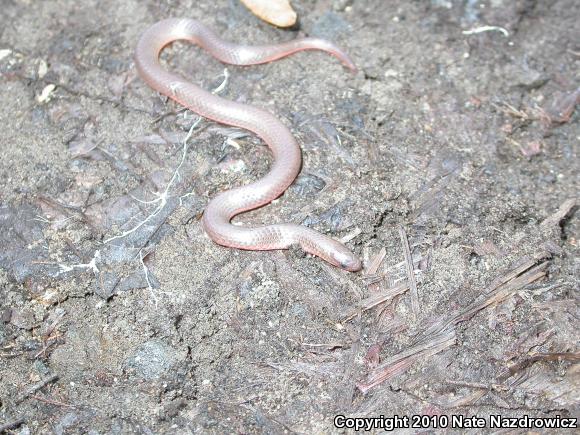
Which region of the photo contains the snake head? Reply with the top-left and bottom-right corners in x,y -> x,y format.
331,249 -> 362,272
302,235 -> 362,272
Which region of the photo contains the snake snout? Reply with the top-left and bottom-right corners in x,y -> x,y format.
339,257 -> 362,272
331,248 -> 362,272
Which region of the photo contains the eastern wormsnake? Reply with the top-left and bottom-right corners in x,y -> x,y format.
135,18 -> 362,271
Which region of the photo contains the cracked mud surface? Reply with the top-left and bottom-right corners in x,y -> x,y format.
0,0 -> 578,433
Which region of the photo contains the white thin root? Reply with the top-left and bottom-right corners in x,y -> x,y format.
139,248 -> 172,307
212,68 -> 229,94
462,25 -> 509,37
104,116 -> 202,244
139,249 -> 154,292
58,250 -> 101,275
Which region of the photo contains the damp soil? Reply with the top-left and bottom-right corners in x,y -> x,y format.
0,0 -> 578,433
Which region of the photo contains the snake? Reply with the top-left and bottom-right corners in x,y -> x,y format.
134,18 -> 362,271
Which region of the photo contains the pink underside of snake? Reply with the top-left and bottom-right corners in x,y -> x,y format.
134,18 -> 362,271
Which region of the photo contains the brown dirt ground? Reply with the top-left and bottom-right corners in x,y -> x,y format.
0,0 -> 578,433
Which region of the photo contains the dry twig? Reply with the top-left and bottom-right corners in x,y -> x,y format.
540,198 -> 576,227
15,374 -> 59,404
0,417 -> 25,432
399,226 -> 419,318
420,253 -> 550,339
357,329 -> 456,394
342,283 -> 408,322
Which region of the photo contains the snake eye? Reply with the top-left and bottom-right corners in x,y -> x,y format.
337,255 -> 362,272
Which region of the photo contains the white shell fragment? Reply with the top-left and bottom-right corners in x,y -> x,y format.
240,0 -> 297,27
0,49 -> 12,61
37,84 -> 56,103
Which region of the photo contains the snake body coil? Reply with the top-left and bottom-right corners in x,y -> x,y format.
135,18 -> 361,271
